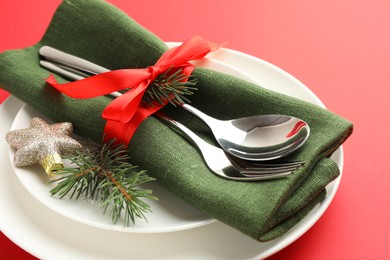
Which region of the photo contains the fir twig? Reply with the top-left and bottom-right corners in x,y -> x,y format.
50,140 -> 157,226
143,67 -> 198,106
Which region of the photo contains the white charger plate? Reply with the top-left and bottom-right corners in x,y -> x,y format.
0,44 -> 343,259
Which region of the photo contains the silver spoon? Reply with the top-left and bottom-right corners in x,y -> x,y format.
39,59 -> 304,174
39,46 -> 310,161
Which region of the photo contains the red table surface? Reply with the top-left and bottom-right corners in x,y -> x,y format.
1,1 -> 389,259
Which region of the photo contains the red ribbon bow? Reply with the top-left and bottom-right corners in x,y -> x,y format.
47,36 -> 219,146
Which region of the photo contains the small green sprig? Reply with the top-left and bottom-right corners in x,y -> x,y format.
50,140 -> 157,226
143,67 -> 198,106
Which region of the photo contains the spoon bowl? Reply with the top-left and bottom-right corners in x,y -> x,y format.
182,104 -> 310,161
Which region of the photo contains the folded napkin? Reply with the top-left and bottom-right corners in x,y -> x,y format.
0,0 -> 352,241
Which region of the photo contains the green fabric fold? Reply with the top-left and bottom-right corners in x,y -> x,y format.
0,0 -> 352,241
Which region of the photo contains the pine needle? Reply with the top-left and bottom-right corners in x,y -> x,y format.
143,67 -> 198,106
50,140 -> 157,226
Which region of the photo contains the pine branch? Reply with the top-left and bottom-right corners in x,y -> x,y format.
143,67 -> 198,106
50,140 -> 157,226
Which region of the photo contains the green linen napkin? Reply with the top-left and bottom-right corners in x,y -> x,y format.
0,0 -> 352,241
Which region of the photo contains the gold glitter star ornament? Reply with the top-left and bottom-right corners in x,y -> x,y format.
6,117 -> 82,176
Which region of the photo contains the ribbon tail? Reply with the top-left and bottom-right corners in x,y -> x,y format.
156,36 -> 217,69
208,40 -> 228,52
102,80 -> 152,123
46,69 -> 151,98
104,103 -> 165,146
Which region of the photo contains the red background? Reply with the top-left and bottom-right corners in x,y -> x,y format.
1,0 -> 389,259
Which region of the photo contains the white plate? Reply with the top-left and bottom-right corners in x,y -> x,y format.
0,45 -> 343,259
8,54 -> 259,234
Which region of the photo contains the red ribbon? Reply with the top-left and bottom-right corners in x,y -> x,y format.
47,36 -> 219,146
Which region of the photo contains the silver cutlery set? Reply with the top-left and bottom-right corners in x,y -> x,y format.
39,46 -> 310,181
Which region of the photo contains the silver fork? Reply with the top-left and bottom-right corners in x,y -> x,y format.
40,60 -> 297,181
